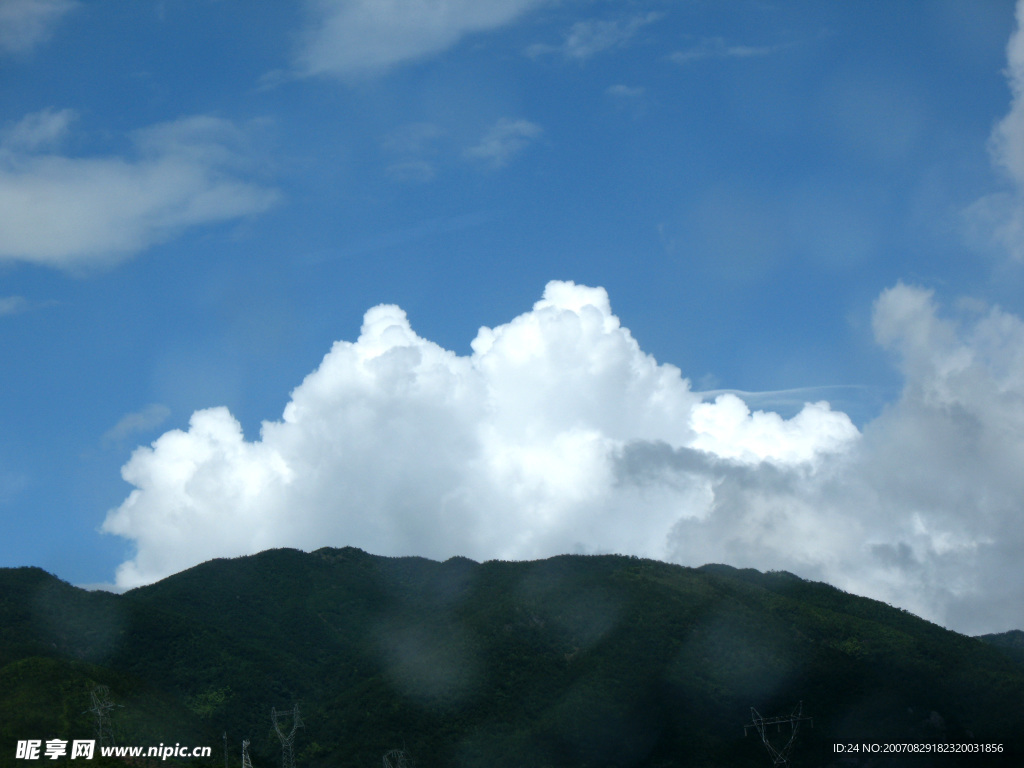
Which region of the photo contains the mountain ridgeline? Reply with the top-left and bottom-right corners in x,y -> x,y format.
1,548 -> 1023,767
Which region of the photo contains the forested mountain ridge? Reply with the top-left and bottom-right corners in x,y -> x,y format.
2,548 -> 1022,767
978,628 -> 1024,666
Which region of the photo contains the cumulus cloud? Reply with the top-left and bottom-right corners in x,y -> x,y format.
102,280 -> 1024,634
665,283 -> 1024,634
296,0 -> 547,78
0,0 -> 77,54
102,281 -> 855,586
463,118 -> 542,168
0,112 -> 279,269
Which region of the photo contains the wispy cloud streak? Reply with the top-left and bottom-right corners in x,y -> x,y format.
0,0 -> 77,54
0,112 -> 279,269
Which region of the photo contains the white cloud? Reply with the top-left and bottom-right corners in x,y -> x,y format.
102,404 -> 172,445
0,296 -> 30,316
463,118 -> 542,168
102,281 -> 855,588
382,122 -> 445,155
527,13 -> 662,61
670,37 -> 787,64
0,112 -> 280,269
0,467 -> 29,507
666,283 -> 1024,634
967,0 -> 1024,260
385,160 -> 435,183
382,122 -> 444,183
1,107 -> 75,151
991,1 -> 1024,187
0,0 -> 77,54
854,285 -> 1024,630
296,0 -> 547,78
606,84 -> 644,99
101,280 -> 1024,634
689,395 -> 859,464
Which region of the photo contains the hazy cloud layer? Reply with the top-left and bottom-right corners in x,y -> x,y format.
382,122 -> 445,183
0,296 -> 30,316
670,37 -> 788,65
1,107 -> 75,150
103,281 -> 1024,634
0,0 -> 76,54
463,118 -> 542,168
527,13 -> 662,60
0,112 -> 279,269
968,0 -> 1024,259
102,404 -> 172,446
297,0 -> 547,77
606,84 -> 644,99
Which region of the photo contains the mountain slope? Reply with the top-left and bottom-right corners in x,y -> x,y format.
2,549 -> 1022,767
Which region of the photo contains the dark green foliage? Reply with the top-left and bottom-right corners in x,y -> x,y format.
978,629 -> 1024,666
1,551 -> 1022,768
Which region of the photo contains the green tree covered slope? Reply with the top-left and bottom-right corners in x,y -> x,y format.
2,548 -> 1022,767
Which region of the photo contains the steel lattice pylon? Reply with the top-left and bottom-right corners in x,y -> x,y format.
271,705 -> 303,768
382,749 -> 411,768
242,739 -> 254,768
84,686 -> 119,747
744,701 -> 813,767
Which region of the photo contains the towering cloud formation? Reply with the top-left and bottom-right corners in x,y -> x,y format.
103,281 -> 1024,635
103,282 -> 853,579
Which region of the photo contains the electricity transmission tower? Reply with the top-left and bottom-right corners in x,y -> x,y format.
382,748 -> 412,768
242,739 -> 254,768
84,685 -> 120,747
271,705 -> 303,768
744,701 -> 813,767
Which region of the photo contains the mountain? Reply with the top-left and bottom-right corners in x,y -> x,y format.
2,548 -> 1022,767
978,629 -> 1024,666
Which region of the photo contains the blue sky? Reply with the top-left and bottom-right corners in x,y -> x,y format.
4,0 -> 1024,634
